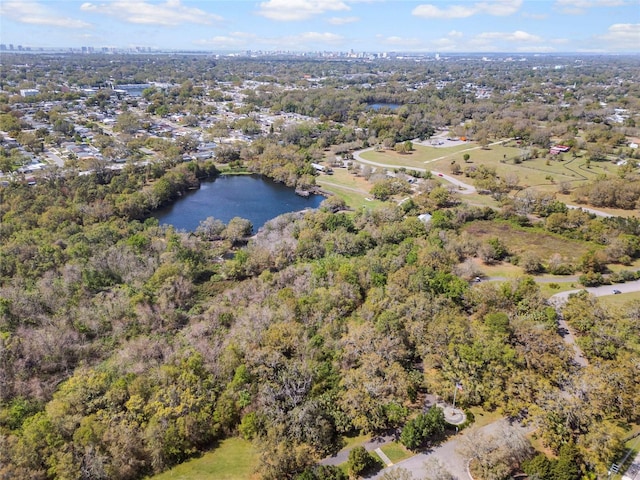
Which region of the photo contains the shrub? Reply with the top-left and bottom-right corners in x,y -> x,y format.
399,406 -> 446,450
579,272 -> 605,287
347,446 -> 380,478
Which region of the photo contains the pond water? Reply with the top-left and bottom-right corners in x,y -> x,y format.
151,174 -> 324,232
367,103 -> 402,111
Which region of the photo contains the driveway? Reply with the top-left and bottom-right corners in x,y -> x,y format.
369,420 -> 530,480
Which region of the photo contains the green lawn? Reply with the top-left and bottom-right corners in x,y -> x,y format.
538,281 -> 580,298
340,432 -> 371,450
599,290 -> 640,308
467,406 -> 503,429
316,167 -> 383,209
359,141 -> 622,195
147,438 -> 258,480
379,442 -> 412,464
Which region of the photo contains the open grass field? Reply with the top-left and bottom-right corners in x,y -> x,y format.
148,438 -> 258,480
359,140 -> 622,196
599,290 -> 640,308
462,220 -> 599,264
538,281 -> 580,298
316,167 -> 383,209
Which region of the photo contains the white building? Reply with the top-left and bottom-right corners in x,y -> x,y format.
20,89 -> 39,97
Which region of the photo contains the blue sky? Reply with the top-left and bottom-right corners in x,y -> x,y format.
1,0 -> 638,53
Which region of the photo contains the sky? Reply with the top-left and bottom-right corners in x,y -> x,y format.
0,0 -> 639,53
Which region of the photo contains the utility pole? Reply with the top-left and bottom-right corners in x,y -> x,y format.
452,382 -> 462,410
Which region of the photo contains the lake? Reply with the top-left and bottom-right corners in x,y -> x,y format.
152,174 -> 324,232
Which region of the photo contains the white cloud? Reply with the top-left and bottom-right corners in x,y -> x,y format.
596,23 -> 640,50
432,37 -> 459,49
522,12 -> 549,20
554,0 -> 629,14
194,32 -> 258,49
195,31 -> 345,50
376,35 -> 423,47
413,0 -> 522,19
448,30 -> 464,38
0,1 -> 90,28
476,30 -> 543,42
412,4 -> 475,19
292,31 -> 345,44
256,0 -> 350,21
328,16 -> 360,25
80,0 -> 221,26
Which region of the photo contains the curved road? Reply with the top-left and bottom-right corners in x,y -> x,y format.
351,145 -> 617,215
351,147 -> 476,194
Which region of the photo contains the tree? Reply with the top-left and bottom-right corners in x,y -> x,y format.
423,458 -> 455,480
223,217 -> 253,245
113,111 -> 141,134
196,216 -> 225,240
53,118 -> 74,136
459,421 -> 533,480
520,252 -> 543,274
347,446 -> 380,478
379,467 -> 415,480
522,454 -> 553,480
297,465 -> 347,480
399,406 -> 446,450
463,153 -> 470,163
320,196 -> 347,213
553,444 -> 581,480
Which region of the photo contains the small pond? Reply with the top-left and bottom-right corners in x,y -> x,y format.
367,103 -> 402,111
152,174 -> 324,232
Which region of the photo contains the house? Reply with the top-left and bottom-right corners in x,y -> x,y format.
20,89 -> 39,97
550,145 -> 570,155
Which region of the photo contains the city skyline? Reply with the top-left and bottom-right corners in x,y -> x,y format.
0,0 -> 639,54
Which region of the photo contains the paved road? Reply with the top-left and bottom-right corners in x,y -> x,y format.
319,282 -> 640,477
550,279 -> 640,303
351,143 -> 618,216
44,147 -> 65,167
566,203 -> 614,218
549,279 -> 640,367
351,148 -> 476,194
369,420 -> 530,480
320,433 -> 397,467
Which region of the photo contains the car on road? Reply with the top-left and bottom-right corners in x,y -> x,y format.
613,289 -> 622,294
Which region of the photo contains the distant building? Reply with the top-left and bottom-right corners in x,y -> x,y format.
550,145 -> 570,155
418,213 -> 432,223
19,89 -> 39,97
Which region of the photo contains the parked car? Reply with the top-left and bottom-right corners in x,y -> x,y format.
613,289 -> 622,294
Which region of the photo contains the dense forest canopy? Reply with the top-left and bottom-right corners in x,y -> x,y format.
0,53 -> 639,480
